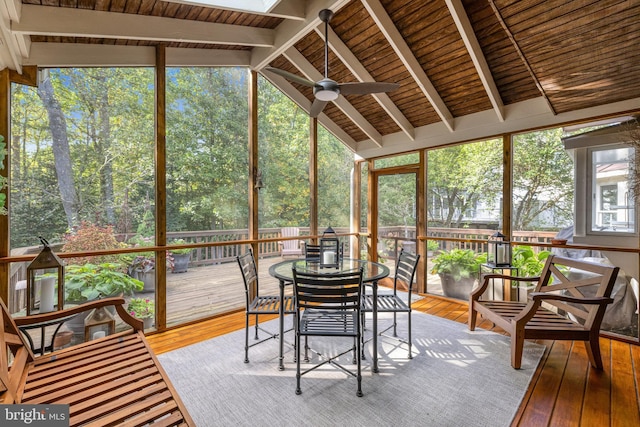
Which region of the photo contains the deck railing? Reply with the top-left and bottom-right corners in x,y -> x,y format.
7,226 -> 556,313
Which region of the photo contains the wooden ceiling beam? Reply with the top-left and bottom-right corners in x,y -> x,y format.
284,46 -> 384,147
361,0 -> 455,132
250,0 -> 351,70
315,24 -> 415,141
23,43 -> 252,67
261,71 -> 357,152
0,0 -> 23,72
446,0 -> 504,122
13,5 -> 274,47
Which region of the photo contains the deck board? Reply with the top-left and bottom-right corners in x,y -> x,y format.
147,292 -> 640,426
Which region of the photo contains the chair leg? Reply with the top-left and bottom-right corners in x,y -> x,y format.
244,313 -> 250,363
392,312 -> 398,337
585,336 -> 604,369
407,311 -> 413,359
511,334 -> 524,369
469,303 -> 478,331
356,330 -> 363,397
296,330 -> 302,395
254,314 -> 259,340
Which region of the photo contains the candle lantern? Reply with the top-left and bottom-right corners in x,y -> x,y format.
487,231 -> 511,267
320,226 -> 339,268
84,306 -> 116,341
26,237 -> 65,315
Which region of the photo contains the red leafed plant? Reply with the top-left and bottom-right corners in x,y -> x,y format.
62,221 -> 126,266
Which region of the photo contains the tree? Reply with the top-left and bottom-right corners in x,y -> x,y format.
512,129 -> 574,230
37,70 -> 78,229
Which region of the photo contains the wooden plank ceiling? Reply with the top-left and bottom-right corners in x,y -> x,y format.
1,0 -> 639,156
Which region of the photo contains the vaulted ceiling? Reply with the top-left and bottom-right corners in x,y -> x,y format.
0,0 -> 639,158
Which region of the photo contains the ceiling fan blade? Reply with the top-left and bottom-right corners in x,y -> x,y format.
339,81 -> 400,95
264,67 -> 315,88
310,99 -> 328,118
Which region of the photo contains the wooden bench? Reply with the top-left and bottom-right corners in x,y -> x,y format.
469,255 -> 619,369
1,297 -> 194,426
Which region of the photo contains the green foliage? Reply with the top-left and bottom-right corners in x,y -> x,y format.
127,297 -> 154,319
61,221 -> 126,265
65,262 -> 143,302
168,238 -> 192,255
512,129 -> 574,230
427,139 -> 502,228
136,210 -> 155,238
427,240 -> 439,252
511,245 -> 551,277
430,248 -> 486,281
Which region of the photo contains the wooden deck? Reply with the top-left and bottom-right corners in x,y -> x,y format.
148,293 -> 640,427
161,256 -> 429,327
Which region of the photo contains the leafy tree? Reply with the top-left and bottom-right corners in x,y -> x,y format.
427,139 -> 502,228
512,129 -> 574,230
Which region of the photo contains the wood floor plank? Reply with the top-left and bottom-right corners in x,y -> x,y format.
610,339 -> 640,427
581,338 -> 612,427
549,342 -> 588,426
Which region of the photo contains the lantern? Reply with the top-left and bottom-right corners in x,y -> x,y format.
84,306 -> 116,341
26,237 -> 65,315
320,226 -> 339,268
487,231 -> 511,267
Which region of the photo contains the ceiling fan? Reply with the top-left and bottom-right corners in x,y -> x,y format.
264,9 -> 400,118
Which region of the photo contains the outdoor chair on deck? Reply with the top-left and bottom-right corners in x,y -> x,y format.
237,248 -> 295,363
292,267 -> 365,396
279,227 -> 304,257
362,249 -> 420,358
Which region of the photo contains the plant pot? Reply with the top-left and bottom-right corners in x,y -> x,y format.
133,270 -> 155,293
143,317 -> 154,329
171,253 -> 190,273
439,274 -> 477,300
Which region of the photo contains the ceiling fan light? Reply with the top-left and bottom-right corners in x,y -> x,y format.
315,89 -> 339,101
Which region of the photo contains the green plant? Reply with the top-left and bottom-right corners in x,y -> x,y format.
511,245 -> 551,277
168,238 -> 192,255
431,248 -> 486,281
426,240 -> 439,252
65,262 -> 143,302
127,297 -> 155,319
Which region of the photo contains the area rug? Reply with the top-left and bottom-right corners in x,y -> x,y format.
158,312 -> 544,427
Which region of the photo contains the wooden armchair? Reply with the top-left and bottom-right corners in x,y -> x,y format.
469,255 -> 619,369
1,297 -> 194,426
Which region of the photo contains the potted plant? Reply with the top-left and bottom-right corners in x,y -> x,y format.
126,235 -> 156,292
63,262 -> 143,339
127,297 -> 155,329
65,262 -> 144,304
167,239 -> 192,273
426,240 -> 439,257
431,248 -> 486,300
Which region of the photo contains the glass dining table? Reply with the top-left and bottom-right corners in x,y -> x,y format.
269,258 -> 390,373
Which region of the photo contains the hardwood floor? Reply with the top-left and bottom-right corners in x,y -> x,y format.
147,294 -> 640,427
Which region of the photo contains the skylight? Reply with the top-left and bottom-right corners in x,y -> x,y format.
164,0 -> 281,14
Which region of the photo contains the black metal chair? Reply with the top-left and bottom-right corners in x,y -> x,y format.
304,243 -> 321,261
292,267 -> 365,397
236,248 -> 295,363
362,249 -> 420,358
